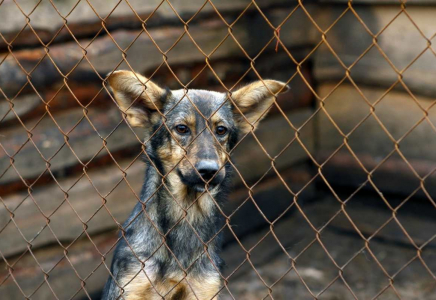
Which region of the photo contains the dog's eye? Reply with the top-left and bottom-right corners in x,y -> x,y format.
216,126 -> 228,136
175,125 -> 189,134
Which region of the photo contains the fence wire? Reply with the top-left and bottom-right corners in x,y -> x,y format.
0,0 -> 435,299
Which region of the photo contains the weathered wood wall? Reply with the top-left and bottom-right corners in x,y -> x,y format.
0,1 -> 317,298
1,0 -> 435,299
314,3 -> 436,198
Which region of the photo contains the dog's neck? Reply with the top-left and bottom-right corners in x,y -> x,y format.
119,162 -> 225,278
162,172 -> 220,224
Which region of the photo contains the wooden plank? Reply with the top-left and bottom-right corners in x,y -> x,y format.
0,230 -> 117,300
0,95 -> 314,185
0,159 -> 144,258
2,185 -> 435,300
314,5 -> 436,98
0,52 -> 314,128
317,83 -> 436,162
0,164 -> 316,299
0,8 -> 316,98
0,109 -> 315,257
317,151 -> 436,199
0,84 -> 108,127
0,94 -> 41,123
316,83 -> 436,197
0,0 -> 292,50
306,196 -> 436,254
0,105 -> 141,185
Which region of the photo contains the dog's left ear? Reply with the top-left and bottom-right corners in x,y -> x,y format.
231,80 -> 289,135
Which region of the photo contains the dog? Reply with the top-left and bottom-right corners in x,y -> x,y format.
101,70 -> 288,300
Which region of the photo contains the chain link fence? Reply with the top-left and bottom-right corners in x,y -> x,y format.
1,0 -> 436,299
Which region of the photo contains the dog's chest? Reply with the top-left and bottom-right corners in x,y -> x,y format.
163,213 -> 219,267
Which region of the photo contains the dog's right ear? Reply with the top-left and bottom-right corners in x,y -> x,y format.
107,70 -> 167,127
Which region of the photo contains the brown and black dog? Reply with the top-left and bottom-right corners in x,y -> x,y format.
102,70 -> 288,299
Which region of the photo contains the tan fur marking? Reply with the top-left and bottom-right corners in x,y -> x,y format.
120,270 -> 156,300
185,114 -> 196,132
164,174 -> 218,224
209,118 -> 230,170
187,142 -> 201,170
122,273 -> 221,300
166,172 -> 188,207
210,114 -> 222,127
185,275 -> 222,300
219,150 -> 227,167
195,193 -> 215,217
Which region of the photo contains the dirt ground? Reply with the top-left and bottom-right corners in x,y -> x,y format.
217,194 -> 436,300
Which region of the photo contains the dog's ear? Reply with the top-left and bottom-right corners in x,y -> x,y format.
231,80 -> 289,135
107,70 -> 167,127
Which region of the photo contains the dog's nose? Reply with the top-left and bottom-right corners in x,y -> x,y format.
196,160 -> 219,181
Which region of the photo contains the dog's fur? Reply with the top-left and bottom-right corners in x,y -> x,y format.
101,71 -> 288,300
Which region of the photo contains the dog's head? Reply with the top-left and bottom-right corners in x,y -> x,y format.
107,71 -> 288,193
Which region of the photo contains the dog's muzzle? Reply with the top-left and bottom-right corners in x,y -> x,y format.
178,160 -> 224,192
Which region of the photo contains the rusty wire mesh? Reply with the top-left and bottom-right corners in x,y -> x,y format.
0,0 -> 435,299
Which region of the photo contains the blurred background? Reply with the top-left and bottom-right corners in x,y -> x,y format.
1,0 -> 436,299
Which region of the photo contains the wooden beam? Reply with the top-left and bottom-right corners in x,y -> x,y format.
0,53 -> 314,128
0,8 -> 316,98
313,5 -> 436,98
0,99 -> 314,186
316,83 -> 436,198
0,109 -> 315,257
0,0 -> 293,50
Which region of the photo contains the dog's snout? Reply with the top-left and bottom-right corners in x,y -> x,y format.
196,160 -> 219,181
